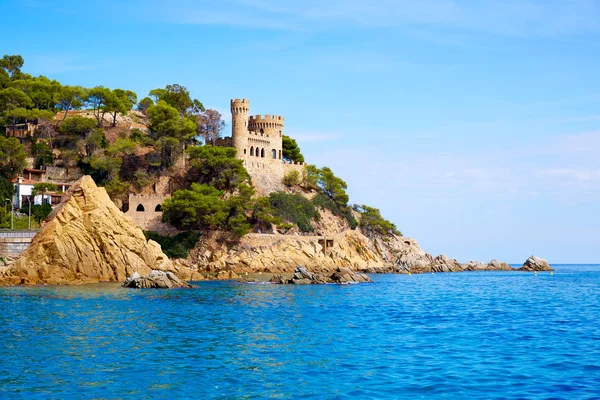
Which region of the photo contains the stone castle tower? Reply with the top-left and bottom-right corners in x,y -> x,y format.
231,98 -> 284,162
230,99 -> 305,195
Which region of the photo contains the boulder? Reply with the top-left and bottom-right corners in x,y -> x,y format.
123,270 -> 192,289
215,270 -> 240,280
0,176 -> 173,286
432,254 -> 462,272
269,266 -> 373,285
462,260 -> 488,271
487,259 -> 513,271
519,256 -> 553,271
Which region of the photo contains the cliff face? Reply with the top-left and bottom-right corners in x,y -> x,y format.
0,176 -> 174,285
188,229 -> 465,275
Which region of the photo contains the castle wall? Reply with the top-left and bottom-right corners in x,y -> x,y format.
230,99 -> 307,196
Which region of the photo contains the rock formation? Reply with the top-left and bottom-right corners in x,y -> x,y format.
268,265 -> 372,284
0,176 -> 177,285
188,230 -> 516,277
519,256 -> 553,271
123,271 -> 192,289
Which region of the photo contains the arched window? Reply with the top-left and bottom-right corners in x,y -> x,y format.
136,204 -> 145,212
261,148 -> 265,158
250,146 -> 254,156
155,204 -> 162,212
260,128 -> 264,136
272,149 -> 277,158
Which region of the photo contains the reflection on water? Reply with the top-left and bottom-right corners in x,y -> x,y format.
1,265 -> 600,399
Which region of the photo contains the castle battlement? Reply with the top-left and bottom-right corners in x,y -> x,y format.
230,98 -> 305,195
248,115 -> 285,130
231,99 -> 250,114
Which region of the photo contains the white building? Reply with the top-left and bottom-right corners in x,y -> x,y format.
11,169 -> 70,210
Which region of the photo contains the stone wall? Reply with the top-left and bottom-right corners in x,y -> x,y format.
124,193 -> 176,233
44,166 -> 84,183
0,231 -> 38,257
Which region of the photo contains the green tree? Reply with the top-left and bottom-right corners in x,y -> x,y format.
186,145 -> 249,191
0,88 -> 32,118
269,192 -> 320,233
147,100 -> 196,169
162,183 -> 228,230
136,97 -> 154,114
85,86 -> 113,127
149,84 -> 204,117
318,166 -> 349,208
55,85 -> 85,121
0,136 -> 27,179
84,128 -> 108,157
0,55 -> 24,80
32,182 -> 57,205
301,164 -> 320,189
250,196 -> 278,232
59,115 -> 97,138
107,88 -> 137,127
282,135 -> 305,163
353,204 -> 400,236
31,203 -> 52,224
31,138 -> 54,168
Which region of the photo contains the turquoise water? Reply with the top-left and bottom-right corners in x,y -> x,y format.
1,265 -> 600,399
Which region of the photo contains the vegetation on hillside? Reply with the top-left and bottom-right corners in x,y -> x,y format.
0,54 -> 400,239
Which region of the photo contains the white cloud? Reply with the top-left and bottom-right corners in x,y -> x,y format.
134,0 -> 600,36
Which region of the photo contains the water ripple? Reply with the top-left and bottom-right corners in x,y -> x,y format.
0,266 -> 600,398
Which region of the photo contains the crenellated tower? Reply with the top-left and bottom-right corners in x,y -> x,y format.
230,99 -> 250,156
248,114 -> 284,160
230,98 -> 303,195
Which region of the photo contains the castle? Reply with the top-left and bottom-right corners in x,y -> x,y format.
230,99 -> 306,194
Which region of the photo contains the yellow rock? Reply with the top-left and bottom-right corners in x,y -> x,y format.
1,176 -> 173,285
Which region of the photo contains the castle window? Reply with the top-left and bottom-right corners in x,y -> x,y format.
279,130 -> 282,137
279,150 -> 282,159
261,148 -> 265,158
272,149 -> 276,159
155,204 -> 162,212
260,128 -> 264,136
136,204 -> 145,212
244,149 -> 246,154
250,146 -> 254,156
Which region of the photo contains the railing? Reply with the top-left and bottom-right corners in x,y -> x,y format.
0,230 -> 39,238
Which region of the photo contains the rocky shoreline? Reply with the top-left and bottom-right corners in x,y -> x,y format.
0,176 -> 552,287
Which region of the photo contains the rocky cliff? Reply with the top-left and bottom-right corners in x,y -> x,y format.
187,228 -> 514,276
0,176 -> 176,285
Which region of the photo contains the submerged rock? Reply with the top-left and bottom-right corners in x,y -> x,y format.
0,175 -> 174,286
123,270 -> 192,289
519,256 -> 553,271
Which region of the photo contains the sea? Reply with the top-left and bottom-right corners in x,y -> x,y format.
0,264 -> 599,399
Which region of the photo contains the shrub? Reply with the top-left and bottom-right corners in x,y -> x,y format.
269,192 -> 319,233
144,231 -> 201,259
313,192 -> 358,230
282,170 -> 300,186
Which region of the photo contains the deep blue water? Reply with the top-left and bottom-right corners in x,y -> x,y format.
1,265 -> 600,399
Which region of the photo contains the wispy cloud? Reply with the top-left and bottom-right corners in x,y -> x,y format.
133,0 -> 600,36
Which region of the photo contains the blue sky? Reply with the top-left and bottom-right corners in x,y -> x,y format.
2,0 -> 599,263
